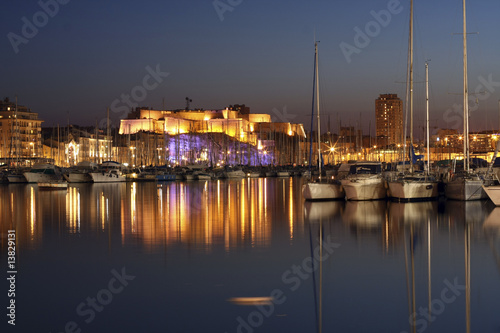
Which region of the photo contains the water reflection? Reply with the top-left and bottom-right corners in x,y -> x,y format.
0,181 -> 498,255
343,201 -> 386,228
483,208 -> 500,237
2,180 -> 500,333
303,201 -> 343,222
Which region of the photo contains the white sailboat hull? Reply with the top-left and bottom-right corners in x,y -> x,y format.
341,177 -> 386,201
388,180 -> 438,200
483,185 -> 500,205
302,182 -> 344,200
445,178 -> 486,201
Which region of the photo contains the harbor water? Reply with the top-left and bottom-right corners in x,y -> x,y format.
1,178 -> 499,333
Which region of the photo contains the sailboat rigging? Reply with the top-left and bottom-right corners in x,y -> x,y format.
302,42 -> 344,200
387,0 -> 438,201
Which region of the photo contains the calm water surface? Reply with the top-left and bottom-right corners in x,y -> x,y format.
1,178 -> 500,333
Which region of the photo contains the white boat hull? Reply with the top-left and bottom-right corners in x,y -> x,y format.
90,172 -> 125,183
483,185 -> 500,205
341,177 -> 386,201
7,174 -> 27,183
388,180 -> 438,200
302,182 -> 344,200
445,178 -> 486,201
24,172 -> 60,183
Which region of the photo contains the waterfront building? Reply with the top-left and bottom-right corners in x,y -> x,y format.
118,106 -> 306,167
0,97 -> 43,166
41,126 -> 113,167
375,94 -> 403,148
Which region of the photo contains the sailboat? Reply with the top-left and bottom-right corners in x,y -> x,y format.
445,0 -> 495,200
482,139 -> 500,205
302,42 -> 344,200
387,0 -> 438,201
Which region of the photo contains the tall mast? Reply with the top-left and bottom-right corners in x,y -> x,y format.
308,43 -> 317,171
409,0 -> 414,172
463,0 -> 469,172
425,61 -> 430,176
15,96 -> 19,166
315,42 -> 322,180
107,107 -> 111,160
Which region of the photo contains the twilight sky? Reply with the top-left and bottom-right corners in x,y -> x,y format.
2,0 -> 500,138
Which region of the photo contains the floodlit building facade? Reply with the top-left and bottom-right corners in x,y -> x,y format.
0,98 -> 43,166
375,94 -> 403,147
118,106 -> 306,166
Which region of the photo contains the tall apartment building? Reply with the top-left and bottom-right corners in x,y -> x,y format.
0,98 -> 43,164
375,94 -> 403,147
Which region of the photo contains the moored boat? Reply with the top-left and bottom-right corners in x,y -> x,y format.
63,161 -> 97,183
301,42 -> 344,201
482,185 -> 500,206
340,162 -> 386,201
24,163 -> 63,183
89,161 -> 126,183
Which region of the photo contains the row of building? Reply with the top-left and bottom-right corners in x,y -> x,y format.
0,96 -> 498,168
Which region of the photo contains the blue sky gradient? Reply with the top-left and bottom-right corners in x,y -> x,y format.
2,0 -> 500,137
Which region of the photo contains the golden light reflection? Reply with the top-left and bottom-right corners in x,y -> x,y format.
115,179 -> 279,252
130,183 -> 137,233
2,179 -> 308,253
289,178 -> 294,241
30,186 -> 36,237
66,187 -> 80,233
100,192 -> 108,231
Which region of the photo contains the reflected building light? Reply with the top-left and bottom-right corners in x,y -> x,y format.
11,192 -> 14,216
157,186 -> 163,227
241,180 -> 246,241
250,179 -> 256,247
30,186 -> 36,237
224,183 -> 230,252
100,193 -> 108,231
131,183 -> 137,233
289,178 -> 294,241
66,187 -> 81,233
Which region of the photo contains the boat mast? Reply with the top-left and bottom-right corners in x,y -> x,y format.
107,107 -> 111,161
425,61 -> 430,176
463,0 -> 469,172
315,42 -> 322,180
308,43 -> 317,172
409,0 -> 414,173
